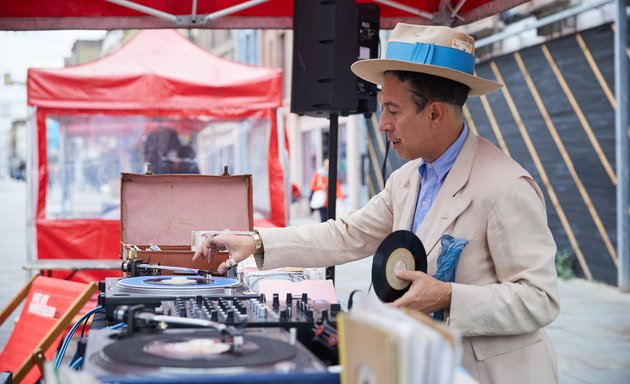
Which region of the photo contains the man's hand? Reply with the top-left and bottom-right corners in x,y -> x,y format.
192,233 -> 256,274
391,270 -> 452,314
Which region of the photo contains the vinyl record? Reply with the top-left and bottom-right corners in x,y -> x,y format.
372,230 -> 427,303
101,331 -> 298,369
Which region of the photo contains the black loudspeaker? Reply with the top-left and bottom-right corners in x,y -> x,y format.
291,0 -> 380,118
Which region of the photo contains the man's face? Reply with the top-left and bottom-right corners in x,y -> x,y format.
378,74 -> 434,161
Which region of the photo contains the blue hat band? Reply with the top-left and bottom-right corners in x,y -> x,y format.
385,41 -> 475,75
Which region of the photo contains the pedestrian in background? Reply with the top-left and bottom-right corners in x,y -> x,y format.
309,159 -> 344,222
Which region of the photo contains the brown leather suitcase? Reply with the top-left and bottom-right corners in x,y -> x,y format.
120,172 -> 253,274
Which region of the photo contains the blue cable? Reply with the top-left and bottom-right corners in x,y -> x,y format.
107,322 -> 127,330
55,305 -> 104,368
54,306 -> 104,369
69,356 -> 83,370
54,306 -> 101,368
69,348 -> 82,368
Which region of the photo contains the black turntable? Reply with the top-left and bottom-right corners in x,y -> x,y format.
98,276 -> 259,320
83,327 -> 339,384
91,259 -> 342,380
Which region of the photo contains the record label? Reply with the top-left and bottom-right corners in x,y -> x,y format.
372,230 -> 427,303
385,247 -> 415,291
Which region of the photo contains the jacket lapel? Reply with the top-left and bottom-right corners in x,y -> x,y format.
418,134 -> 478,255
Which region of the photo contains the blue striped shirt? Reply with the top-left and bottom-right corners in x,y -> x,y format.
411,125 -> 469,233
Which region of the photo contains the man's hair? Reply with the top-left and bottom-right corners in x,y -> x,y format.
384,70 -> 470,112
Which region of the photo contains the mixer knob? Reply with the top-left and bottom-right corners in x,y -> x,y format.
257,303 -> 266,316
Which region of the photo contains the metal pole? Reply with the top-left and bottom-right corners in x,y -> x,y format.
105,0 -> 178,22
204,0 -> 269,22
615,0 -> 630,291
326,114 -> 339,283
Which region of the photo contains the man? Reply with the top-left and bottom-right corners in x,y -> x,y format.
194,24 -> 560,384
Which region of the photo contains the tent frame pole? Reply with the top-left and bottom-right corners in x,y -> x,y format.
615,0 -> 629,292
105,0 -> 177,22
204,0 -> 269,23
373,0 -> 434,20
105,0 -> 269,25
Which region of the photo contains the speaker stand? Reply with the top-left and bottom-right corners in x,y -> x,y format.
325,114 -> 339,284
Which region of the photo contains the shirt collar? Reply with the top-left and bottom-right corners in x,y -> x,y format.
419,124 -> 469,180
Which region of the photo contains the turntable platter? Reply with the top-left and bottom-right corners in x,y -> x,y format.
142,276 -> 214,286
119,276 -> 240,290
110,275 -> 243,297
101,331 -> 298,369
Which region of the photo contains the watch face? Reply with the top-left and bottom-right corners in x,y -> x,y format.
252,231 -> 263,253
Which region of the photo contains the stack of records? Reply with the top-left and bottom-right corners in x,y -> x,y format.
338,295 -> 462,384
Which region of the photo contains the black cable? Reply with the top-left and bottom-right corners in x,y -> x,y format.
69,310 -> 97,368
79,312 -> 92,338
369,33 -> 388,298
366,56 -> 389,296
369,135 -> 390,296
380,135 -> 390,187
347,289 -> 363,310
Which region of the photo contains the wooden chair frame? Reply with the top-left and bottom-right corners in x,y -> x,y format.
0,275 -> 97,383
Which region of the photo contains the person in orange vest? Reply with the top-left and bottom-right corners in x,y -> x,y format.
309,159 -> 344,222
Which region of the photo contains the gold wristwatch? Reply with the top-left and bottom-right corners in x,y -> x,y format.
251,229 -> 265,268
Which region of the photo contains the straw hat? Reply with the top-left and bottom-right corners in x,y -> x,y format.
351,23 -> 502,96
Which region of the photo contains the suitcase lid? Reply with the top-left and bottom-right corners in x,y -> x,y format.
120,173 -> 253,246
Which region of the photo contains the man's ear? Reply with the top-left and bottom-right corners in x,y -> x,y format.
428,101 -> 446,122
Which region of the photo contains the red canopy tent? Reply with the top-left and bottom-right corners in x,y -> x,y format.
0,0 -> 528,30
27,29 -> 284,281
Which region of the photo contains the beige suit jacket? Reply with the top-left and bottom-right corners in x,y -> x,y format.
259,133 -> 560,384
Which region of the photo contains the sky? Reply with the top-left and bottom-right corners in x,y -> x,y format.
0,30 -> 107,84
0,30 -> 106,169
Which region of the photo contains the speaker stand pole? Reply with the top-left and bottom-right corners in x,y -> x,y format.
325,113 -> 339,284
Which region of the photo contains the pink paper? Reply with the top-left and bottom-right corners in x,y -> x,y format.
258,279 -> 338,304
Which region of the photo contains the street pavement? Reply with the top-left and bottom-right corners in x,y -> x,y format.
0,177 -> 29,349
1,177 -> 629,383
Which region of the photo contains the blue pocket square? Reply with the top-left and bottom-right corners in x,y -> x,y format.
433,234 -> 468,321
